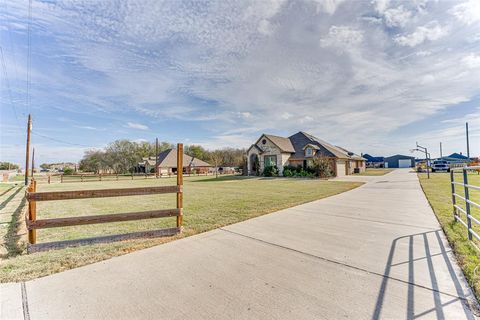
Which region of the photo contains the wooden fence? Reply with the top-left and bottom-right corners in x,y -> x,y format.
25,144 -> 184,252
33,171 -> 216,184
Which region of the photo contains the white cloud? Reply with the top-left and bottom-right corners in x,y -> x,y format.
258,19 -> 273,35
450,0 -> 480,25
394,21 -> 448,47
126,122 -> 149,130
415,50 -> 431,57
312,0 -> 346,15
462,54 -> 480,68
383,6 -> 412,28
372,0 -> 390,14
320,26 -> 364,49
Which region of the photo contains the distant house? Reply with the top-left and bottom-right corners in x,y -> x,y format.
363,154 -> 385,168
384,155 -> 415,168
439,153 -> 471,164
48,162 -> 77,172
246,131 -> 366,177
139,149 -> 212,175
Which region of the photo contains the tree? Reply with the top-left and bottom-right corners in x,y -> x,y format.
40,163 -> 50,170
63,167 -> 74,175
79,150 -> 107,173
0,162 -> 19,170
208,150 -> 224,178
185,145 -> 208,161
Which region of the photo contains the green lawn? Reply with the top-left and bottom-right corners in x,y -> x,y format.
0,175 -> 361,282
418,172 -> 480,300
355,168 -> 394,176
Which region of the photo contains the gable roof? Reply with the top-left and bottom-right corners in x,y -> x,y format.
156,149 -> 212,168
447,152 -> 469,160
247,144 -> 264,154
290,131 -> 364,160
263,134 -> 295,153
363,154 -> 385,162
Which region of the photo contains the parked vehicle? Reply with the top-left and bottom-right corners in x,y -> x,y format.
431,160 -> 450,172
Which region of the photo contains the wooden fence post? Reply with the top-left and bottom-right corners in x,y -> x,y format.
177,144 -> 183,230
99,174 -> 102,181
28,180 -> 37,244
48,175 -> 51,184
61,175 -> 63,183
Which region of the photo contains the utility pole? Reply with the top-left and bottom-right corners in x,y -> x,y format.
25,114 -> 32,186
155,138 -> 159,178
466,122 -> 470,161
440,142 -> 443,158
31,147 -> 35,178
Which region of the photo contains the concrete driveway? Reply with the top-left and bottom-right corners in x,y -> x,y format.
1,169 -> 478,319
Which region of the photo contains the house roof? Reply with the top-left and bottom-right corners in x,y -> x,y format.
363,154 -> 385,162
291,131 -> 365,160
263,134 -> 295,153
247,144 -> 264,154
446,152 -> 469,160
384,154 -> 415,160
155,149 -> 212,168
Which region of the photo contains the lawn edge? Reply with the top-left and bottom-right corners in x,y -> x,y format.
417,173 -> 480,303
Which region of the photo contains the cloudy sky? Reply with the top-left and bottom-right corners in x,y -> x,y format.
1,0 -> 479,166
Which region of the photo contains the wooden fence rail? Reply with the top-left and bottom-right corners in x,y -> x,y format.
25,144 -> 184,252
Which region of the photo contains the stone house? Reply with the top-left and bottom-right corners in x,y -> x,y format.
246,131 -> 366,177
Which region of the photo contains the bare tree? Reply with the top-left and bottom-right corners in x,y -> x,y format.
208,150 -> 224,178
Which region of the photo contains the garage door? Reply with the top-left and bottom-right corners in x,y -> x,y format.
398,159 -> 411,168
336,162 -> 346,177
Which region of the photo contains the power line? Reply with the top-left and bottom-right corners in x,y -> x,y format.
26,0 -> 32,115
0,46 -> 20,126
31,130 -> 93,148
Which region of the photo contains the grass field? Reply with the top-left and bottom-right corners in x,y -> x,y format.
418,172 -> 480,300
0,175 -> 361,282
355,168 -> 394,176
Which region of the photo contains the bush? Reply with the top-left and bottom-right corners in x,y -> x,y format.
283,168 -> 293,177
312,156 -> 334,178
263,165 -> 279,177
282,160 -> 332,178
63,167 -> 74,175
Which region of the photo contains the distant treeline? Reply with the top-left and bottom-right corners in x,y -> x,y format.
79,140 -> 246,174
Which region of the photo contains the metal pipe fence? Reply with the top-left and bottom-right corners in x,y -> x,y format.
450,166 -> 480,248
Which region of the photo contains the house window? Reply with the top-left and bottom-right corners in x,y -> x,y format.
264,155 -> 277,167
305,148 -> 313,157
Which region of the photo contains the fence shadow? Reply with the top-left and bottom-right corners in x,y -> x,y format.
372,230 -> 474,320
192,175 -> 253,183
3,195 -> 27,257
0,187 -> 23,211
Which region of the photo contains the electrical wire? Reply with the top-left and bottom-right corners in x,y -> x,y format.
0,46 -> 20,126
31,130 -> 93,147
26,0 -> 32,115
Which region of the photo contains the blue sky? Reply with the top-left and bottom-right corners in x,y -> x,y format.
1,0 -> 479,167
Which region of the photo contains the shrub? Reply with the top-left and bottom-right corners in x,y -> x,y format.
283,168 -> 293,177
263,165 -> 279,177
63,167 -> 74,175
312,156 -> 334,178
